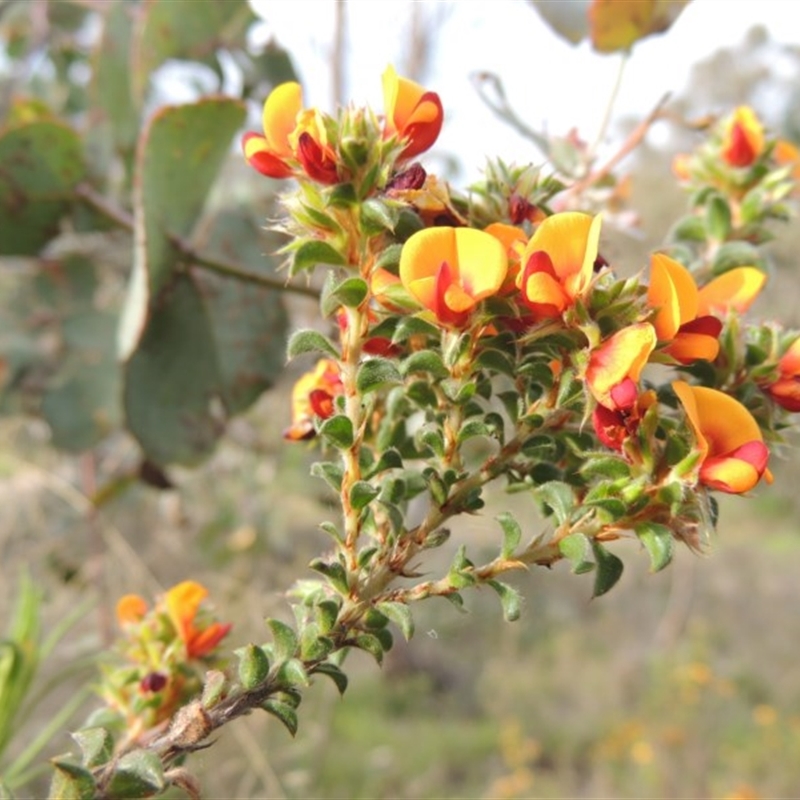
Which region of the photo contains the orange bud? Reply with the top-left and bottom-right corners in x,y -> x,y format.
721,106 -> 764,168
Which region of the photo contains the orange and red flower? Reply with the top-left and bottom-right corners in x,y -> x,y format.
586,323 -> 657,411
242,82 -> 339,184
672,381 -> 770,494
517,212 -> 602,321
399,227 -> 507,327
762,338 -> 800,412
647,254 -> 721,364
285,359 -> 343,441
382,65 -> 444,159
721,106 -> 765,169
165,581 -> 232,660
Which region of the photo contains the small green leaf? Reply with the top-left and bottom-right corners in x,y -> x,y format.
374,243 -> 403,270
591,541 -> 624,598
266,619 -> 298,662
300,625 -> 333,661
356,358 -> 402,394
201,670 -> 227,708
350,481 -> 379,511
365,448 -> 403,478
292,240 -> 347,274
321,275 -> 369,316
496,512 -> 522,559
312,662 -> 348,695
635,522 -> 674,572
286,329 -> 338,360
237,644 -> 270,690
669,214 -> 707,243
71,727 -> 113,769
360,198 -> 399,234
710,241 -> 766,275
107,750 -> 165,799
558,533 -> 595,575
392,315 -> 439,342
579,456 -> 631,480
456,419 -> 491,444
310,461 -> 344,492
315,600 -> 341,635
49,760 -> 96,800
352,633 -> 385,664
416,424 -> 445,458
400,350 -> 448,379
318,415 -> 354,449
262,699 -> 298,736
487,580 -> 522,622
277,658 -> 310,687
706,195 -> 732,241
376,602 -> 415,641
309,558 -> 349,594
535,481 -> 576,525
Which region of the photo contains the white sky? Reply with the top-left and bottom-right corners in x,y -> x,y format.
250,1 -> 797,174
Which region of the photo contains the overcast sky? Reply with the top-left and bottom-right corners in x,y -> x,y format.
250,1 -> 796,173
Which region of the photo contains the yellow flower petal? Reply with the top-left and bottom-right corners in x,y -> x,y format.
697,267 -> 766,316
262,82 -> 303,157
648,254 -> 698,339
587,323 -> 656,407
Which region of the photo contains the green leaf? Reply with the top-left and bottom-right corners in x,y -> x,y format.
635,522 -> 674,572
291,240 -> 347,274
365,448 -> 403,478
376,602 -> 414,641
706,195 -> 732,241
48,760 -> 96,800
359,198 -> 399,235
123,98 -> 246,350
496,512 -> 522,559
0,121 -> 87,255
41,314 -> 121,452
71,727 -> 113,769
308,558 -> 349,594
91,1 -> 140,155
286,329 -> 339,360
669,214 -> 707,243
579,456 -> 631,480
349,481 -> 379,511
535,481 -> 576,525
106,750 -> 165,799
488,580 -> 522,622
262,699 -> 298,737
352,633 -> 385,664
456,419 -> 492,445
132,0 -> 256,102
266,619 -> 298,662
558,533 -> 595,575
277,658 -> 310,688
710,241 -> 766,275
321,275 -> 369,316
591,541 -> 624,598
312,662 -> 348,695
356,358 -> 402,394
318,415 -> 354,449
300,626 -> 333,661
193,211 -> 289,414
310,461 -> 344,492
237,644 -> 270,690
123,274 -> 223,466
400,350 -> 448,379
315,600 -> 341,635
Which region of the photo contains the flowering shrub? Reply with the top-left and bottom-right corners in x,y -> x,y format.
2,4 -> 799,798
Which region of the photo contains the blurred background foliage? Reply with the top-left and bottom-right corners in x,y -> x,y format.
1,1 -> 800,798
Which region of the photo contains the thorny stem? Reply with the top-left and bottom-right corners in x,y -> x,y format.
73,183 -> 320,300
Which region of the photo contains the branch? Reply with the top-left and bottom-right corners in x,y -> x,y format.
73,184 -> 320,300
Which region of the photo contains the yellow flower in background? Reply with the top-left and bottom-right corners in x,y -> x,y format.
672,381 -> 770,494
382,65 -> 444,159
517,212 -> 602,320
399,227 -> 507,327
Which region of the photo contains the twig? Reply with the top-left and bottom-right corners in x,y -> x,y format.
73,183 -> 320,300
564,92 -> 671,198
